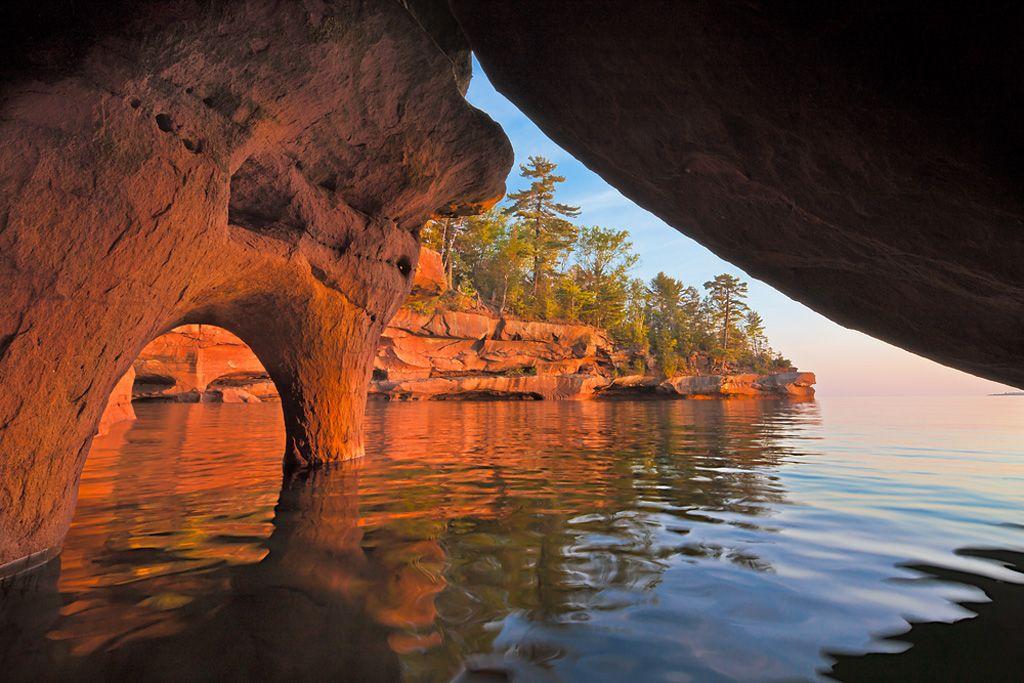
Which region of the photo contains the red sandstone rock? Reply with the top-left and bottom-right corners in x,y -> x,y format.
371,373 -> 610,401
384,308 -> 434,336
602,375 -> 662,392
0,1 -> 511,570
134,325 -> 268,401
96,367 -> 136,436
412,247 -> 446,295
496,319 -> 610,352
659,372 -> 816,399
129,322 -> 817,405
372,307 -> 616,385
423,311 -> 498,340
754,371 -> 817,399
207,387 -> 261,404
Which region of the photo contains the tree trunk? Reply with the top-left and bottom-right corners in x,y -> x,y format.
532,195 -> 543,296
499,273 -> 509,314
723,299 -> 731,353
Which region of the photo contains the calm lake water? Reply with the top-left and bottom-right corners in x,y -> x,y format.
2,397 -> 1023,681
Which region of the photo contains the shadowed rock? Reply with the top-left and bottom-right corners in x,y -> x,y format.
450,0 -> 1024,389
0,1 -> 511,569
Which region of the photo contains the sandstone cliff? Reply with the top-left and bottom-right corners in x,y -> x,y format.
0,1 -> 513,569
605,372 -> 816,400
371,308 -> 615,400
119,315 -> 814,405
112,248 -> 814,406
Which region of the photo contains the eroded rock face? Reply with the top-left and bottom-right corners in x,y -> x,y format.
411,247 -> 447,295
451,1 -> 1024,388
657,372 -> 816,400
373,373 -> 610,401
133,324 -> 269,402
125,299 -> 617,403
0,2 -> 511,570
376,308 -> 614,383
96,367 -> 136,436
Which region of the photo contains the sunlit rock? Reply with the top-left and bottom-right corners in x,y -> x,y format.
411,247 -> 447,295
96,367 -> 136,436
0,1 -> 511,570
659,372 -> 816,399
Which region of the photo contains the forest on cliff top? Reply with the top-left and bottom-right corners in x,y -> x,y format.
423,157 -> 793,376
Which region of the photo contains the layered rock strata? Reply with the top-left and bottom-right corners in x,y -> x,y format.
122,314 -> 813,403
133,325 -> 274,403
605,372 -> 816,400
0,2 -> 511,571
121,310 -> 617,403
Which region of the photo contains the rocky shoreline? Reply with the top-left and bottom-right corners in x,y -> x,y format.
369,306 -> 813,401
98,249 -> 814,432
102,311 -> 813,422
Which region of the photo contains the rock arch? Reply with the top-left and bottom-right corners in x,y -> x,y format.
0,1 -> 512,572
129,325 -> 271,403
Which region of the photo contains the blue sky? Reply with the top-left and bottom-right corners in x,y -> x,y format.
465,63 -> 1014,397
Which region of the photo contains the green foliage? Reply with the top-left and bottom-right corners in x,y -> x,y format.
421,157 -> 791,377
703,273 -> 750,360
573,226 -> 637,330
505,156 -> 580,315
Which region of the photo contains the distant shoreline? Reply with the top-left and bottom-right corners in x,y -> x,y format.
989,391 -> 1024,396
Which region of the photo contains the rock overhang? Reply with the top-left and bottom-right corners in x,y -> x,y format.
444,0 -> 1024,389
0,0 -> 513,571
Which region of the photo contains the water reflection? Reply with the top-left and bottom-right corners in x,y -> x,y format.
1,397 -> 1022,681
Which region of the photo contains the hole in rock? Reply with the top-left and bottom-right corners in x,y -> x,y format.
154,113 -> 174,132
396,256 -> 413,277
126,325 -> 278,406
80,325 -> 286,656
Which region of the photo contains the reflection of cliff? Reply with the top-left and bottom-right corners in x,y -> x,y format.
360,399 -> 817,671
7,452 -> 448,680
7,399 -> 823,679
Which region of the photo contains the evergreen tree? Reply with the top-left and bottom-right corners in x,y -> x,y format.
703,274 -> 749,360
505,156 -> 580,313
744,310 -> 766,362
647,273 -> 689,375
572,226 -> 637,329
617,278 -> 651,353
553,270 -> 595,322
419,164 -> 794,378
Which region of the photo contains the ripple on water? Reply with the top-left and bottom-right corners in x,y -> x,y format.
0,396 -> 1022,682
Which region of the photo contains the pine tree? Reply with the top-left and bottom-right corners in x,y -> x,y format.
505,156 -> 580,314
703,274 -> 750,360
572,226 -> 637,328
647,273 -> 688,375
744,310 -> 766,360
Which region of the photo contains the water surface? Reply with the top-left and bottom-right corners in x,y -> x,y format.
2,397 -> 1023,681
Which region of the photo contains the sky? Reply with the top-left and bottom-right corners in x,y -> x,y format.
465,62 -> 1015,397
